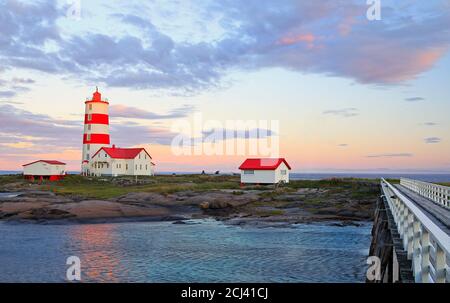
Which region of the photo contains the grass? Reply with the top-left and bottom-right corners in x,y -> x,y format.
0,174 -> 381,200
45,174 -> 242,199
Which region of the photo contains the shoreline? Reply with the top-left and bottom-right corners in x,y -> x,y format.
0,174 -> 380,227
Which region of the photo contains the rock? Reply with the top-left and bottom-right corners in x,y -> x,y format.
22,208 -> 74,220
18,191 -> 56,198
172,220 -> 186,224
199,200 -> 231,209
199,202 -> 210,209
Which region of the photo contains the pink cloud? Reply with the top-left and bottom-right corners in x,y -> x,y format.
278,33 -> 316,47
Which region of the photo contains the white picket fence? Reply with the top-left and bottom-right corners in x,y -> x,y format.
381,178 -> 450,283
400,178 -> 450,209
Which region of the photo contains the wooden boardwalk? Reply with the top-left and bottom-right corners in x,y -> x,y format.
395,184 -> 450,234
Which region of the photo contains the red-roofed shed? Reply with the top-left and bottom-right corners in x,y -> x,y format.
239,158 -> 291,184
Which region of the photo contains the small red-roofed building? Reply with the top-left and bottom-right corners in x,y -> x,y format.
89,145 -> 155,177
238,158 -> 291,184
22,160 -> 66,181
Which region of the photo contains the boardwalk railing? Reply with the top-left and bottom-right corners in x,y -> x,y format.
381,178 -> 450,283
400,178 -> 450,209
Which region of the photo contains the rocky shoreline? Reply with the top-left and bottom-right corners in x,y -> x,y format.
0,181 -> 379,227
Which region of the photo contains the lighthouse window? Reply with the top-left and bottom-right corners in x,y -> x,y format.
86,134 -> 91,141
87,144 -> 90,151
89,104 -> 92,110
88,124 -> 91,131
87,114 -> 92,121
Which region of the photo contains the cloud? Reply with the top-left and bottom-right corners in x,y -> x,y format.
424,137 -> 441,144
405,97 -> 425,102
366,153 -> 413,158
423,122 -> 437,126
12,78 -> 35,84
0,91 -> 16,98
109,104 -> 194,120
323,108 -> 358,117
338,144 -> 349,147
202,128 -> 277,141
1,1 -> 449,92
0,104 -> 181,159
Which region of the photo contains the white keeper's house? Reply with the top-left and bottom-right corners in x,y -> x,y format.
239,158 -> 291,184
89,145 -> 155,177
81,87 -> 156,177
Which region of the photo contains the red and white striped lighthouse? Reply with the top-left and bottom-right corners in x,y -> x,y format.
81,87 -> 110,175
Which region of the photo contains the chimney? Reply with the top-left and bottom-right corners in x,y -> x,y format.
112,144 -> 116,149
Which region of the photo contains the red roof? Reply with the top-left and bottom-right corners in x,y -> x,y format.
238,158 -> 291,170
23,160 -> 66,166
92,146 -> 152,159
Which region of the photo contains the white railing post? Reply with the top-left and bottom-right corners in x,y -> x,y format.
435,245 -> 447,283
420,228 -> 430,282
406,213 -> 414,259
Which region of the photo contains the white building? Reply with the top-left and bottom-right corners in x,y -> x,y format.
88,145 -> 155,177
239,158 -> 291,184
23,160 -> 66,181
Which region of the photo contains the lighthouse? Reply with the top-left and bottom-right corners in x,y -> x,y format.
81,87 -> 110,175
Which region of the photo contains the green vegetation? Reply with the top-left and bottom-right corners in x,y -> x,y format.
0,174 -> 383,200
0,174 -> 242,199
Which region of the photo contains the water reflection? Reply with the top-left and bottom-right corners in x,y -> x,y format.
68,224 -> 124,282
0,220 -> 371,282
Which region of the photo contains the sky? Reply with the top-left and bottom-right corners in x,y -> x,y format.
0,0 -> 449,173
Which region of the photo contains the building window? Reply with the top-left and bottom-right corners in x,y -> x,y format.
105,153 -> 107,157
87,114 -> 92,121
87,144 -> 90,151
135,165 -> 137,170
126,164 -> 128,170
244,170 -> 254,175
86,134 -> 91,141
89,104 -> 92,110
145,154 -> 147,159
139,154 -> 141,159
140,164 -> 142,170
280,170 -> 287,175
145,165 -> 147,170
86,154 -> 90,160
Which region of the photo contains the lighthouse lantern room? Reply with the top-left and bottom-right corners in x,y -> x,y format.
81,87 -> 110,175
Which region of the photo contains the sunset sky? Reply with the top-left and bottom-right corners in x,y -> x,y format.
1,0 -> 449,173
